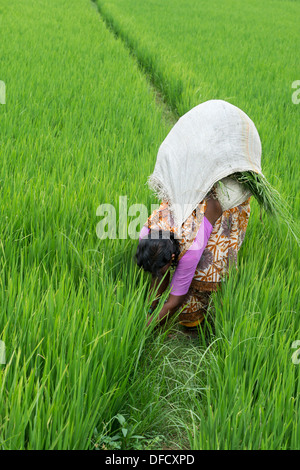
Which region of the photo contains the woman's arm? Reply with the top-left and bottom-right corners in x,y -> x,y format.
148,198 -> 222,327
147,293 -> 187,327
146,220 -> 211,328
148,271 -> 170,311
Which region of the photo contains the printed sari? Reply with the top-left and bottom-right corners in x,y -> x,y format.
147,197 -> 251,327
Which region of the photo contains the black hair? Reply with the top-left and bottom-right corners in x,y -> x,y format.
136,230 -> 180,278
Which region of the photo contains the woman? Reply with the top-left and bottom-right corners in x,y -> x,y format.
136,100 -> 262,328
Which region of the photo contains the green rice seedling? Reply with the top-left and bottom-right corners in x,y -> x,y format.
230,172 -> 299,243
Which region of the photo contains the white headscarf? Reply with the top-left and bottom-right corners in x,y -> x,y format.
148,99 -> 262,227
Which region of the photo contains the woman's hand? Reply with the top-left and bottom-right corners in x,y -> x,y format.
146,294 -> 187,328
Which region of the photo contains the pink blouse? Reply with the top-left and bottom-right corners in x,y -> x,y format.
139,216 -> 213,296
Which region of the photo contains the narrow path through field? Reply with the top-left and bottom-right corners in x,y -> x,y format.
91,0 -> 178,128
90,1 -> 213,450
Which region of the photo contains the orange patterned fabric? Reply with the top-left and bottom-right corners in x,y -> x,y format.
193,198 -> 251,283
178,290 -> 212,327
147,197 -> 251,326
146,200 -> 207,260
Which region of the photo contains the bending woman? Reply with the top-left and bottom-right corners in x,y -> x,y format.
136,100 -> 262,328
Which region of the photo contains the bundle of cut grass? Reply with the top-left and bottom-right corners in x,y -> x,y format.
231,171 -> 299,244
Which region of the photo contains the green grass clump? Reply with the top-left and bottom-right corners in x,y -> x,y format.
231,172 -> 299,244
232,172 -> 284,217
